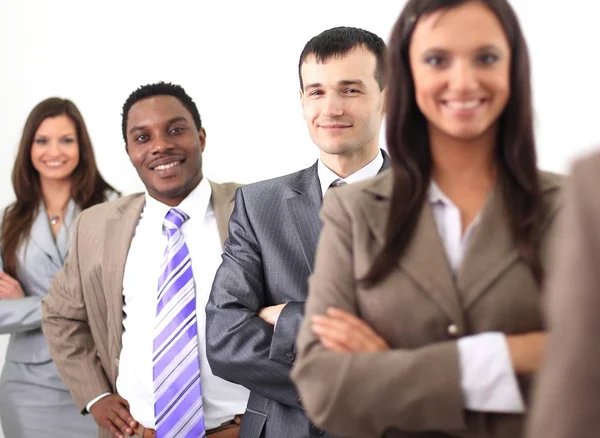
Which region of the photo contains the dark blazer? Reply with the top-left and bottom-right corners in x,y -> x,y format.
526,152 -> 600,438
206,151 -> 389,438
292,169 -> 562,438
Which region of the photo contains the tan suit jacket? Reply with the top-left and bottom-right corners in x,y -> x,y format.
41,180 -> 240,438
291,169 -> 563,438
526,152 -> 600,438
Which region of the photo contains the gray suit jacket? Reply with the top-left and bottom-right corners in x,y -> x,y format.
206,152 -> 389,438
0,199 -> 80,364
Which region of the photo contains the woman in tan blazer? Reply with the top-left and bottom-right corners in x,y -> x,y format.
291,1 -> 562,437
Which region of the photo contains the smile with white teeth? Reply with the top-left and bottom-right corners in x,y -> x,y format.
154,161 -> 180,171
445,100 -> 482,110
44,161 -> 66,167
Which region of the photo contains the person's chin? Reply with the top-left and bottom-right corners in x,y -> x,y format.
318,141 -> 355,156
38,172 -> 72,181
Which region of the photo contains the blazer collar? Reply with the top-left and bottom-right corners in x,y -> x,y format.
287,163 -> 322,272
30,200 -> 79,268
357,170 -> 561,319
209,180 -> 237,248
103,194 -> 146,362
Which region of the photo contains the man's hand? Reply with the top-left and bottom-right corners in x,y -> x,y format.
0,272 -> 25,299
312,307 -> 390,353
89,394 -> 138,438
258,303 -> 287,326
506,332 -> 546,374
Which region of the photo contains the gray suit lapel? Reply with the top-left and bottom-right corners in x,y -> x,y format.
55,199 -> 79,262
380,149 -> 391,172
102,194 -> 145,361
287,162 -> 322,273
30,204 -> 62,270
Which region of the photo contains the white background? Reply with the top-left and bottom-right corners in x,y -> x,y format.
1,0 -> 599,435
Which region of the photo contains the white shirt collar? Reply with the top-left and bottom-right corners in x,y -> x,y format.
428,179 -> 483,228
317,150 -> 384,198
143,176 -> 212,226
428,179 -> 450,205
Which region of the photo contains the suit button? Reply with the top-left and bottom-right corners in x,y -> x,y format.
310,425 -> 324,436
447,324 -> 460,337
286,352 -> 295,362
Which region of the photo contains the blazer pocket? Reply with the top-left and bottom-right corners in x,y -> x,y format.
238,408 -> 267,438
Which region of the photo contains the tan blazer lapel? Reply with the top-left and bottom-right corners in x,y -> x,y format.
359,172 -> 463,323
102,194 -> 145,378
457,183 -> 518,309
209,180 -> 238,248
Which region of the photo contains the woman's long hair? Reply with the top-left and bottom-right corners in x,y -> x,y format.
363,0 -> 543,286
1,98 -> 119,277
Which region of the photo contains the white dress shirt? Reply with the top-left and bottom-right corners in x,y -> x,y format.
318,149 -> 384,197
429,181 -> 525,413
87,178 -> 249,429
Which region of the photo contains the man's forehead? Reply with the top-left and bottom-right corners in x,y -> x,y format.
128,96 -> 191,124
300,49 -> 378,86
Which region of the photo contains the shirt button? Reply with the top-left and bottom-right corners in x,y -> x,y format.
297,398 -> 304,408
285,352 -> 295,362
447,324 -> 460,337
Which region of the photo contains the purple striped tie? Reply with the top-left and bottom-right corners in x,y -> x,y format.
153,208 -> 205,438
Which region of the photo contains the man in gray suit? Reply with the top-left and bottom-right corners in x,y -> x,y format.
206,27 -> 389,438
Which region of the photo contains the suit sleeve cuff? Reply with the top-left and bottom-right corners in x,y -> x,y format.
269,301 -> 304,365
457,332 -> 525,413
86,392 -> 111,413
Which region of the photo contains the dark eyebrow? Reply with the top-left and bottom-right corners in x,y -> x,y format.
304,79 -> 367,91
475,44 -> 502,53
128,116 -> 189,135
339,79 -> 367,88
422,44 -> 502,56
303,82 -> 322,91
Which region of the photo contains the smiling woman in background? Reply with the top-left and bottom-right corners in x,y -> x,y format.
0,98 -> 119,437
292,0 -> 563,437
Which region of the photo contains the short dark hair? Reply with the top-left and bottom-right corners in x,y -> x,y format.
298,26 -> 387,91
121,81 -> 202,142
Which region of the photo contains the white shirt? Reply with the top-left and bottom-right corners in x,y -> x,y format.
88,178 -> 249,429
429,181 -> 525,413
318,150 -> 384,197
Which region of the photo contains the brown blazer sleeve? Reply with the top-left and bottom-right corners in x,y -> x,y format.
526,156 -> 600,438
41,211 -> 111,413
291,188 -> 465,437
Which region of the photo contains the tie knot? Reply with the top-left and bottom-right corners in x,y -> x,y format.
164,208 -> 189,231
329,178 -> 347,189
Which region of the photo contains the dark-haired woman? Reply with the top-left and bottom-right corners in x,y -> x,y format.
0,97 -> 119,437
292,1 -> 562,437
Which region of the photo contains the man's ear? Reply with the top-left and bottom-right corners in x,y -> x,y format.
300,89 -> 307,119
199,127 -> 207,153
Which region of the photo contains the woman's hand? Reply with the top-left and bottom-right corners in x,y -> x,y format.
0,272 -> 25,299
312,307 -> 390,353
